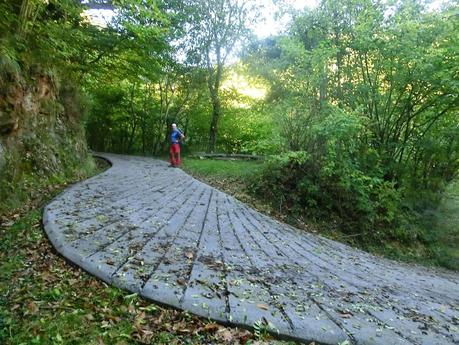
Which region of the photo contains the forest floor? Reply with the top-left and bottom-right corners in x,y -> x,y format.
0,158 -> 293,345
181,157 -> 459,271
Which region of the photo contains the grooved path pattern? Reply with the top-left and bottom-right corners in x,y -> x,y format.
43,154 -> 459,345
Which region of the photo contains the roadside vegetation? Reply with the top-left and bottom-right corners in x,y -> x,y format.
182,158 -> 263,198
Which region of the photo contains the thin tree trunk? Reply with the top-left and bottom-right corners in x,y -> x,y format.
184,113 -> 190,139
207,95 -> 221,153
319,69 -> 328,109
141,117 -> 146,154
206,45 -> 223,153
127,84 -> 137,153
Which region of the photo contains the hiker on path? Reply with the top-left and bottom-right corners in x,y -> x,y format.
169,123 -> 185,167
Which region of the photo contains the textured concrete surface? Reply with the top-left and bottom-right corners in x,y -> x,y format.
43,153 -> 459,344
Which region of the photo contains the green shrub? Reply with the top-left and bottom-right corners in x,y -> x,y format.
250,106 -> 407,241
251,151 -> 402,240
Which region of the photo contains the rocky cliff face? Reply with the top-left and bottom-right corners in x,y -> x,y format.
0,66 -> 93,213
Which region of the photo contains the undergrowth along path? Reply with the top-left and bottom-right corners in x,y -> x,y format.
43,153 -> 459,345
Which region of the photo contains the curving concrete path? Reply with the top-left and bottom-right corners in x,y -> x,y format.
43,153 -> 459,344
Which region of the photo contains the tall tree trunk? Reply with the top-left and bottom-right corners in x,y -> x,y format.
319,71 -> 328,109
141,118 -> 146,154
206,47 -> 223,153
207,94 -> 221,153
127,122 -> 137,153
184,113 -> 190,139
126,83 -> 137,153
163,123 -> 170,153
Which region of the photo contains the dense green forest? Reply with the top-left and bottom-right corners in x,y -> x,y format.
0,0 -> 458,267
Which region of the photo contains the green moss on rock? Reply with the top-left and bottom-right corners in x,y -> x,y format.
0,67 -> 95,216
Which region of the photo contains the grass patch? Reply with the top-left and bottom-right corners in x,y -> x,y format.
182,158 -> 263,178
182,158 -> 262,199
0,159 -> 296,345
181,158 -> 272,215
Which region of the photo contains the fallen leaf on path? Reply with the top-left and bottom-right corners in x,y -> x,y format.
256,303 -> 269,310
176,278 -> 186,286
339,312 -> 353,319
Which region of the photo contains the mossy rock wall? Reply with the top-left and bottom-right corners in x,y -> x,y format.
0,67 -> 94,214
